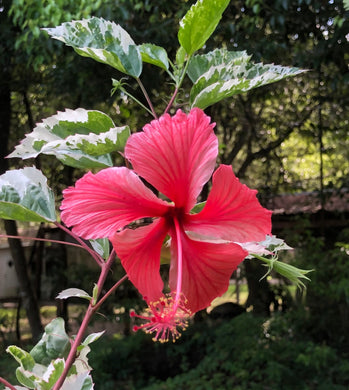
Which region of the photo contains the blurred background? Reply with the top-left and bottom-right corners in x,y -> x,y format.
0,0 -> 348,389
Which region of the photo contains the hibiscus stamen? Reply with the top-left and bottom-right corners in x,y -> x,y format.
130,217 -> 190,342
130,293 -> 191,342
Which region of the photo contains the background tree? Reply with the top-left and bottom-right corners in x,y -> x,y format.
1,0 -> 348,329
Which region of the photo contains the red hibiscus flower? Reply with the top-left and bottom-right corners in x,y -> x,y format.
61,108 -> 271,341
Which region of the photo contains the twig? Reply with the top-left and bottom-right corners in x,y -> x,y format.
0,234 -> 85,250
52,250 -> 127,390
0,376 -> 17,390
136,78 -> 158,119
54,222 -> 104,267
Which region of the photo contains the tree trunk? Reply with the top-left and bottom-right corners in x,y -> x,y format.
4,221 -> 44,341
244,259 -> 275,317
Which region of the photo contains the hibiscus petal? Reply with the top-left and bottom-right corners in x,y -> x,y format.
111,218 -> 169,303
185,165 -> 272,242
61,167 -> 169,239
125,108 -> 218,211
169,230 -> 247,313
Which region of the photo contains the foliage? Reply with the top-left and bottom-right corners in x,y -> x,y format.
3,318 -> 103,390
87,313 -> 349,390
9,0 -> 103,69
1,0 -> 346,388
289,227 -> 349,352
8,109 -> 130,169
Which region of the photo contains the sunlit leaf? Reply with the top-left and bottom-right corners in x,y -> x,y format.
190,54 -> 305,109
138,43 -> 169,70
6,346 -> 35,371
178,0 -> 230,55
43,17 -> 142,77
187,49 -> 250,82
56,288 -> 92,301
0,167 -> 56,222
8,108 -> 130,169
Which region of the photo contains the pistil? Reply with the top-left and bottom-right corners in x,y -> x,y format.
129,216 -> 191,342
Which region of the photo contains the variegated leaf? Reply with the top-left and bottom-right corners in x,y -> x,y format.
43,17 -> 142,77
187,49 -> 251,83
8,108 -> 130,169
0,167 -> 56,222
190,59 -> 305,109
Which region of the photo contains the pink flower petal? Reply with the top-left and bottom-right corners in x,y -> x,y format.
125,108 -> 218,211
61,167 -> 169,239
169,230 -> 247,313
111,218 -> 169,303
185,165 -> 272,243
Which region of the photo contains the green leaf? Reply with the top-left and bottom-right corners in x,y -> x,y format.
189,52 -> 305,109
56,288 -> 92,301
40,359 -> 65,390
30,318 -> 70,366
6,346 -> 35,371
60,373 -> 94,390
90,238 -> 110,260
138,43 -> 169,70
190,201 -> 206,214
43,17 -> 142,77
0,167 -> 56,222
187,49 -> 250,82
92,283 -> 99,305
15,367 -> 36,389
81,331 -> 105,348
8,108 -> 130,169
178,0 -> 231,55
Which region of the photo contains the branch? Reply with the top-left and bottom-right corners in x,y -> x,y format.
0,376 -> 17,390
54,222 -> 104,267
0,234 -> 85,250
237,102 -> 319,178
52,251 -> 126,390
136,78 -> 158,119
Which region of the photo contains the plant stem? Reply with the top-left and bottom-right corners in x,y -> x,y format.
0,234 -> 85,250
52,251 -> 126,390
164,55 -> 191,115
93,274 -> 128,312
0,377 -> 17,390
136,77 -> 158,119
54,222 -> 104,267
121,87 -> 154,117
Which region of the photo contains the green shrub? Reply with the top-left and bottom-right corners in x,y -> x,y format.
89,312 -> 348,390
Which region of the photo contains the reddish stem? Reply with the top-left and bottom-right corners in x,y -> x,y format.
93,274 -> 128,312
163,87 -> 179,115
54,222 -> 104,267
0,234 -> 85,250
52,251 -> 126,390
136,77 -> 158,119
0,377 -> 17,390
